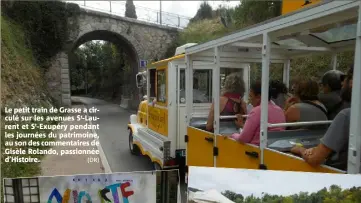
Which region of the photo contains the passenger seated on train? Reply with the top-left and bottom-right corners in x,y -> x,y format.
269,80 -> 289,109
206,72 -> 247,131
179,77 -> 208,103
284,79 -> 328,129
290,66 -> 355,170
230,81 -> 286,145
247,80 -> 288,112
318,70 -> 350,120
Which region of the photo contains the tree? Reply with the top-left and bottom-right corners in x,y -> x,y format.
222,190 -> 244,202
216,186 -> 361,203
233,0 -> 281,28
70,40 -> 128,100
190,1 -> 213,23
125,0 -> 137,19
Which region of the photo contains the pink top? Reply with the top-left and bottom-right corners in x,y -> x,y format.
231,102 -> 286,145
221,93 -> 242,115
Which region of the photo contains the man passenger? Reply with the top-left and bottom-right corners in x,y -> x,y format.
318,70 -> 350,119
290,65 -> 355,170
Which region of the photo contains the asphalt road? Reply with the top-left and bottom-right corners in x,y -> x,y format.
71,96 -> 187,203
72,96 -> 153,172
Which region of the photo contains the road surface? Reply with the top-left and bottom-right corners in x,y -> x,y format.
72,96 -> 187,203
72,96 -> 153,172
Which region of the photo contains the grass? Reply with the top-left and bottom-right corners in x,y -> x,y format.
1,15 -> 45,108
1,15 -> 60,179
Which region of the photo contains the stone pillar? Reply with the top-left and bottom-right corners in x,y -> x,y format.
46,51 -> 71,107
59,52 -> 71,106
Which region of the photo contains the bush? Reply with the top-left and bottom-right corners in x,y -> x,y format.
1,15 -> 61,179
2,1 -> 80,70
179,18 -> 231,44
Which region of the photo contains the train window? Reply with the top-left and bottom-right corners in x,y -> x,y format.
178,69 -> 186,104
156,69 -> 167,103
193,69 -> 212,103
149,69 -> 156,98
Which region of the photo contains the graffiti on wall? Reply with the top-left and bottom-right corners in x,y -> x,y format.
47,182 -> 133,203
39,173 -> 156,203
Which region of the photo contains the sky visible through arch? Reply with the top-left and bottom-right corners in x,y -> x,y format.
188,167 -> 361,198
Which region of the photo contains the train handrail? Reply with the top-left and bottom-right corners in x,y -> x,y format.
268,120 -> 333,128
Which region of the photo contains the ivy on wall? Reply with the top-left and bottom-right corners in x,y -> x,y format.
2,1 -> 80,69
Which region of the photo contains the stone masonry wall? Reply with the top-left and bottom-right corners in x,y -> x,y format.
76,9 -> 179,60
46,52 -> 71,106
46,8 -> 179,107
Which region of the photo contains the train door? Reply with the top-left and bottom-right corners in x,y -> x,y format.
214,63 -> 260,169
186,62 -> 215,167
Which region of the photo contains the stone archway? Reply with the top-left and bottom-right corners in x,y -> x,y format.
46,29 -> 143,107
45,8 -> 179,108
71,30 -> 142,104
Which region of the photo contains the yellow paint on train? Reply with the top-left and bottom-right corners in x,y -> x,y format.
148,105 -> 168,136
263,149 -> 342,173
148,54 -> 185,68
137,100 -> 148,127
187,127 -> 214,167
216,136 -> 260,169
187,127 -> 343,173
282,0 -> 322,15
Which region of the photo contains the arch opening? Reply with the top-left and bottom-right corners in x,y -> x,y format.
68,30 -> 140,105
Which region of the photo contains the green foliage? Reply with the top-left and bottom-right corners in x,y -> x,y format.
2,1 -> 80,70
1,15 -> 61,181
179,2 -> 238,45
223,190 -> 244,202
222,185 -> 361,203
164,37 -> 181,58
1,15 -> 53,108
71,41 -> 129,100
125,0 -> 137,19
179,18 -> 232,45
181,0 -> 282,45
190,1 -> 213,23
233,1 -> 281,27
177,0 -> 354,85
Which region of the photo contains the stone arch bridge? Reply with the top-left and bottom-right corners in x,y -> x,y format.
46,5 -> 179,109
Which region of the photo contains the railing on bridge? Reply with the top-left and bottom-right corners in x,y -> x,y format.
66,1 -> 191,29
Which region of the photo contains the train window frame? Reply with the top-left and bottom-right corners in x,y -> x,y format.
156,68 -> 167,105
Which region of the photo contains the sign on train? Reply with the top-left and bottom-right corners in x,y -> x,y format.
40,172 -> 156,203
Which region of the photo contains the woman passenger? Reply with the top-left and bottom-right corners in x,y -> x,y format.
230,81 -> 286,145
206,72 -> 247,131
284,79 -> 328,128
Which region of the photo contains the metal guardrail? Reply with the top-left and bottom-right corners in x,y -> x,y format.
66,1 -> 191,29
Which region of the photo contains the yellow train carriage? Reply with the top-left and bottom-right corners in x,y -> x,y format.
128,43 -> 251,178
130,44 -> 219,173
184,0 -> 361,176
